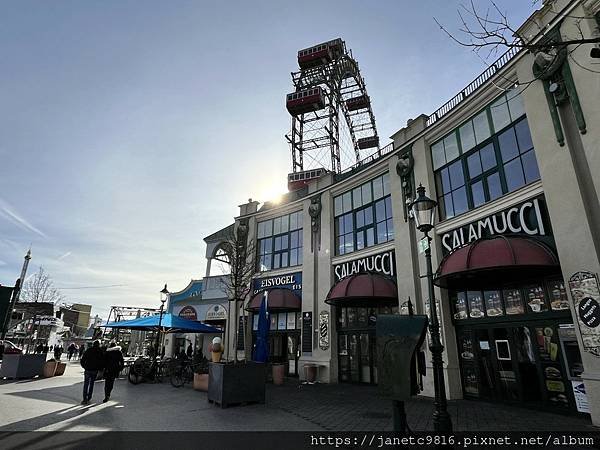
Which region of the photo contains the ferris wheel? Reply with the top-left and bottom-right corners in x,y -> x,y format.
285,38 -> 380,184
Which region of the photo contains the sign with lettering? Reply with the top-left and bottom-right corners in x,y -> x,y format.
205,304 -> 227,321
569,271 -> 600,357
333,250 -> 395,282
302,311 -> 313,354
178,306 -> 197,321
319,310 -> 329,350
440,197 -> 550,254
253,272 -> 302,296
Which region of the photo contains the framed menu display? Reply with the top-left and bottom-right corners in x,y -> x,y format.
453,292 -> 468,320
278,313 -> 287,330
287,312 -> 296,330
548,279 -> 569,311
467,291 -> 484,318
504,288 -> 524,315
525,284 -> 548,313
484,290 -> 503,317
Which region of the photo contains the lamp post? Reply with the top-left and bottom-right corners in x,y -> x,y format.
409,184 -> 453,432
154,284 -> 168,359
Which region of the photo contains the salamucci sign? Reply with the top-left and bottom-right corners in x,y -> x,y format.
441,197 -> 549,254
334,250 -> 395,282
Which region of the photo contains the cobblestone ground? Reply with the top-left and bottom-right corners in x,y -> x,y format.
266,381 -> 596,432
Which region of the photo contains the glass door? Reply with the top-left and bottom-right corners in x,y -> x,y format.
491,328 -> 520,401
287,333 -> 299,376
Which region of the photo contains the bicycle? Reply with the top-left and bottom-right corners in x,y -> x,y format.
170,361 -> 201,388
128,357 -> 173,384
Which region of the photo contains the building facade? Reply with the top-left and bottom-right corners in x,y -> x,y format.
206,0 -> 600,424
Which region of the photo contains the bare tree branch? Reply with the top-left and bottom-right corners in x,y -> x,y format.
21,266 -> 65,304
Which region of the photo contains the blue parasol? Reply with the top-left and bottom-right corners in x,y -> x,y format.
253,291 -> 269,363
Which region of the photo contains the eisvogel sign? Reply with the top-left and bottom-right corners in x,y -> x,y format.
253,272 -> 302,296
334,250 -> 396,282
440,196 -> 550,254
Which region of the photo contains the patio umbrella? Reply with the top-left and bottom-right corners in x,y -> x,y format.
103,313 -> 222,334
252,291 -> 269,363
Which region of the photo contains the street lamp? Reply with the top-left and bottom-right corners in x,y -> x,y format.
409,184 -> 453,432
154,284 -> 169,359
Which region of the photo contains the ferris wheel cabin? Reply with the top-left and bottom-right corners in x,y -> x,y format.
286,87 -> 326,116
357,136 -> 379,149
345,95 -> 370,111
287,168 -> 327,191
297,38 -> 344,69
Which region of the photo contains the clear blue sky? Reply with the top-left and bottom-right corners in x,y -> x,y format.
0,0 -> 534,320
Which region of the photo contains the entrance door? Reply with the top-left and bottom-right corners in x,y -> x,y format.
338,332 -> 374,384
464,325 -> 544,404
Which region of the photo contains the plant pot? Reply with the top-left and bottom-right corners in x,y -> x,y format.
211,351 -> 222,363
193,373 -> 209,391
208,362 -> 266,407
0,354 -> 47,379
42,361 -> 58,378
54,362 -> 67,376
272,363 -> 285,385
305,364 -> 317,383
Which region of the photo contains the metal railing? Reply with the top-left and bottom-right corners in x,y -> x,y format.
336,142 -> 395,181
426,47 -> 521,127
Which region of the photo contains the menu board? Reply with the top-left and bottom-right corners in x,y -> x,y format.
549,279 -> 569,311
277,313 -> 287,330
504,288 -> 524,315
484,290 -> 503,317
525,285 -> 547,313
302,312 -> 313,354
286,312 -> 296,330
569,271 -> 600,357
467,291 -> 484,319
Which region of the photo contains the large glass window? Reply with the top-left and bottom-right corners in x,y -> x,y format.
334,173 -> 393,255
257,211 -> 303,271
432,87 -> 540,220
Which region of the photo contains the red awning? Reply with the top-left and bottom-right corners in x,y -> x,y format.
325,272 -> 398,307
246,288 -> 301,312
434,236 -> 560,289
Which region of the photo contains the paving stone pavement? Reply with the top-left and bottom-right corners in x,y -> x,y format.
266,381 -> 597,432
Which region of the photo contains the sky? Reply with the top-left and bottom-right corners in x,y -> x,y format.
0,0 -> 535,321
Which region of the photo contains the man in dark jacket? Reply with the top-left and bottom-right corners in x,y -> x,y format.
103,341 -> 124,403
186,343 -> 193,358
80,340 -> 104,404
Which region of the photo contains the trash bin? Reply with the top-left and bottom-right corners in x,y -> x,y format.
304,364 -> 317,383
272,363 -> 285,385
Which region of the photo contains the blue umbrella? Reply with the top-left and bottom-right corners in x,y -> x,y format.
253,291 -> 269,363
103,313 -> 222,334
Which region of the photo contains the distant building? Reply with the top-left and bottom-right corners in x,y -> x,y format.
59,303 -> 92,337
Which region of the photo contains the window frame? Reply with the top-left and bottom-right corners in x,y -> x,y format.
256,211 -> 303,272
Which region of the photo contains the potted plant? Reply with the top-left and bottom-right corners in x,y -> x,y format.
209,337 -> 222,363
54,360 -> 67,376
192,354 -> 210,391
42,358 -> 58,378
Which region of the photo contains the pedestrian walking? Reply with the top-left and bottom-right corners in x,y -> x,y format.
78,344 -> 85,359
43,344 -> 49,354
67,343 -> 76,360
103,341 -> 124,403
80,340 -> 105,405
54,345 -> 63,360
186,343 -> 193,358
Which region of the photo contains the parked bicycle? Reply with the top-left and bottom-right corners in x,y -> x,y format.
170,360 -> 196,388
128,357 -> 173,385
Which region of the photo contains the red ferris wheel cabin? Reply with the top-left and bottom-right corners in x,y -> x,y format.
286,87 -> 326,116
297,38 -> 343,69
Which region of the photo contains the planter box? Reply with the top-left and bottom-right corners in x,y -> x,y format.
55,362 -> 67,376
43,361 -> 58,378
0,354 -> 47,379
272,363 -> 285,385
208,362 -> 266,408
193,373 -> 209,391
